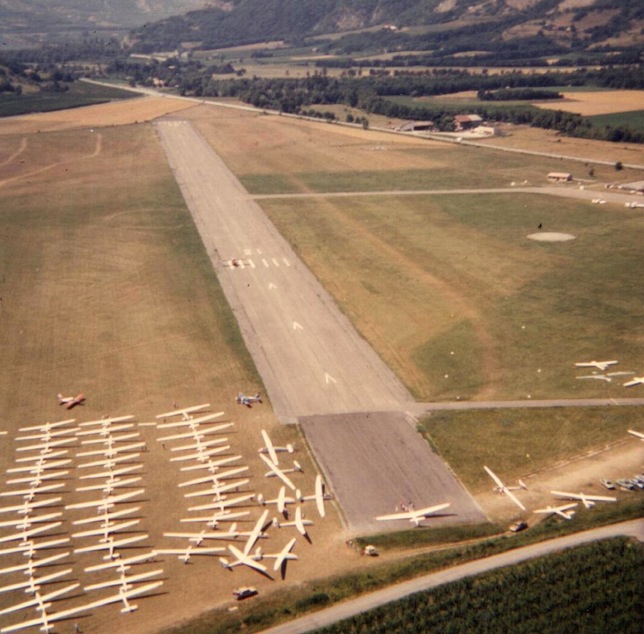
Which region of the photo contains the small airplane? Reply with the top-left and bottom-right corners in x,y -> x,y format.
155,545 -> 225,563
179,466 -> 249,488
169,445 -> 231,463
236,392 -> 262,408
550,490 -> 617,509
65,488 -> 145,512
0,496 -> 62,516
0,582 -> 80,618
164,522 -> 267,545
534,503 -> 578,520
77,476 -> 143,494
623,376 -> 644,387
484,466 -> 527,511
188,493 -> 256,513
0,568 -> 72,595
375,502 -> 451,527
627,429 -> 644,440
57,393 -> 85,409
574,360 -> 618,371
266,461 -> 302,479
180,454 -> 242,473
74,534 -> 149,560
257,486 -> 296,517
0,512 -> 62,529
182,478 -> 251,499
71,518 -> 141,541
18,419 -> 75,434
72,506 -> 141,526
297,475 -> 330,518
0,551 -> 69,577
180,509 -> 250,528
219,543 -> 269,576
156,403 -> 212,421
0,521 -> 62,545
259,453 -> 296,490
0,537 -> 70,558
85,551 -> 157,573
259,429 -> 295,465
274,506 -> 313,538
84,568 -> 164,593
77,441 -> 146,458
158,423 -> 233,443
262,537 -> 298,579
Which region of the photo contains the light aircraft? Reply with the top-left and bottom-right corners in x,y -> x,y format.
274,506 -> 313,538
74,534 -> 149,560
78,464 -> 142,480
627,429 -> 644,440
158,423 -> 233,442
0,496 -> 62,516
77,415 -> 135,429
236,392 -> 262,408
624,376 -> 644,387
156,412 -> 227,430
0,582 -> 79,618
0,483 -> 65,500
0,568 -> 72,595
155,545 -> 225,563
164,523 -> 267,545
188,493 -> 256,513
0,552 -> 69,576
219,544 -> 269,576
77,441 -> 146,458
0,537 -> 70,558
0,512 -> 62,529
72,506 -> 141,526
297,475 -> 330,518
259,429 -> 295,465
80,431 -> 140,445
266,461 -> 302,480
550,490 -> 617,509
180,454 -> 242,473
178,466 -> 249,488
8,459 -> 72,474
180,510 -> 250,528
84,568 -> 164,592
0,582 -> 164,632
0,521 -> 62,545
76,423 -> 136,438
484,466 -> 527,511
182,478 -> 251,500
257,486 -> 296,517
259,453 -> 295,490
170,437 -> 229,454
77,453 -> 142,470
375,502 -> 451,527
156,403 -> 212,421
16,438 -> 75,453
65,488 -> 145,512
7,470 -> 69,486
19,419 -> 75,434
534,503 -> 578,520
15,449 -> 69,463
85,551 -> 157,573
17,427 -> 78,442
77,476 -> 143,494
71,518 -> 141,541
261,537 -> 298,579
57,393 -> 85,409
169,445 -> 231,463
574,360 -> 618,371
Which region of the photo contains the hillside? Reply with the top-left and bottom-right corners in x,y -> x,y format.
0,0 -> 209,48
126,0 -> 644,54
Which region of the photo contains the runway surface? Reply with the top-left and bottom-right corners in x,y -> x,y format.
155,119 -> 484,532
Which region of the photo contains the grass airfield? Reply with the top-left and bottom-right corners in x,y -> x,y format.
0,97 -> 643,633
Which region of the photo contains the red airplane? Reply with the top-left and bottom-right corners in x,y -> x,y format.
57,393 -> 85,409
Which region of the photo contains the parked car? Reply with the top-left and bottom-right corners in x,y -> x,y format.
509,521 -> 528,533
233,587 -> 257,600
600,479 -> 615,490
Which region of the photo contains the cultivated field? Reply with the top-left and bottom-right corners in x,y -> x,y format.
535,89 -> 644,115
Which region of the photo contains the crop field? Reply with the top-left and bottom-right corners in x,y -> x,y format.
536,90 -> 644,116
316,538 -> 644,634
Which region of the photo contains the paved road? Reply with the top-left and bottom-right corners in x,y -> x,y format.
260,518 -> 644,634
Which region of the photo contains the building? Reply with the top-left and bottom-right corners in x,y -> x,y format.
547,172 -> 572,182
454,114 -> 483,131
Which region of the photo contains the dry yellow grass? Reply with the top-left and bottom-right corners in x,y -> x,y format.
0,95 -> 195,136
535,90 -> 644,115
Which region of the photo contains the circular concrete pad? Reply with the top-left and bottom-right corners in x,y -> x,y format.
527,232 -> 576,242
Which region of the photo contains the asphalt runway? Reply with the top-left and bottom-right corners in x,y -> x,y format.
155,119 -> 486,532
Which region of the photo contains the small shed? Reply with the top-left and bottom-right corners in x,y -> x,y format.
547,172 -> 572,182
454,114 -> 483,131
